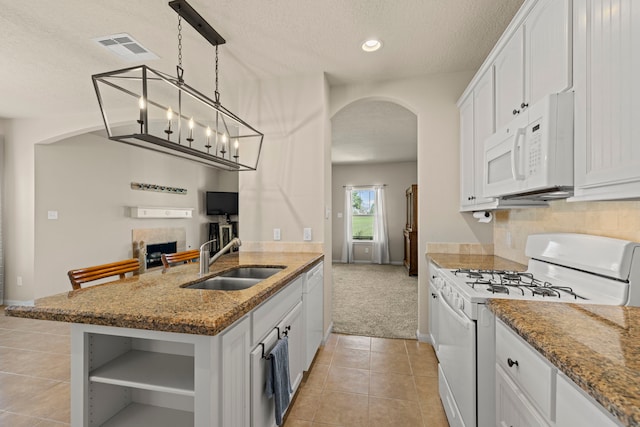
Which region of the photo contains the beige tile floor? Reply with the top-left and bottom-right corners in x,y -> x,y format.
0,307 -> 448,427
284,334 -> 449,427
0,307 -> 71,426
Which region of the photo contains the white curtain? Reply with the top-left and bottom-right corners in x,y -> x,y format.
341,187 -> 354,263
372,186 -> 390,264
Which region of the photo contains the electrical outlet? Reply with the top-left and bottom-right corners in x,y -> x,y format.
47,210 -> 58,220
506,231 -> 512,248
273,228 -> 281,241
303,228 -> 312,241
17,276 -> 23,287
364,247 -> 369,253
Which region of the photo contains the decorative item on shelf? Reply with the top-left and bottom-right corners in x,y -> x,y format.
92,0 -> 263,171
131,182 -> 188,195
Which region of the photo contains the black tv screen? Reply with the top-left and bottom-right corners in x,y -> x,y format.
206,192 -> 239,215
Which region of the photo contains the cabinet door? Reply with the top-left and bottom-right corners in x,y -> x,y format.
574,0 -> 640,200
496,365 -> 549,427
279,301 -> 304,393
459,93 -> 476,209
495,29 -> 525,129
525,0 -> 572,108
473,67 -> 497,205
555,374 -> 620,427
221,316 -> 251,427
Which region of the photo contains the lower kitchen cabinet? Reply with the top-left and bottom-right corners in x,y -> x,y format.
496,319 -> 624,427
496,365 -> 549,427
72,316 -> 250,427
556,373 -> 622,427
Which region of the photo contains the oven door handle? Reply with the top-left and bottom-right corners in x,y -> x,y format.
438,289 -> 470,330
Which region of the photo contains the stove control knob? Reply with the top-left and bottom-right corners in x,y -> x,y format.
458,298 -> 465,310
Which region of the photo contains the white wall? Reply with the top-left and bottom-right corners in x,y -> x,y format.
237,73 -> 327,245
34,133 -> 235,298
330,72 -> 493,339
332,162 -> 417,264
237,73 -> 332,332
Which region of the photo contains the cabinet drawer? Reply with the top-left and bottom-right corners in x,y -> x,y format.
252,276 -> 303,346
496,320 -> 556,420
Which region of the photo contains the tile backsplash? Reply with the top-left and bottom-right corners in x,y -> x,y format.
426,242 -> 494,255
494,200 -> 640,264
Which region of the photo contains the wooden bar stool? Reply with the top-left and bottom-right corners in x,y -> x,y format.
68,259 -> 140,290
161,249 -> 200,273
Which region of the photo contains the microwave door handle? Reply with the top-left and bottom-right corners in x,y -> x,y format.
510,128 -> 526,181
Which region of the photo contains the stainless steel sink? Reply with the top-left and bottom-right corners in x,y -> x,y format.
220,267 -> 284,279
185,266 -> 285,291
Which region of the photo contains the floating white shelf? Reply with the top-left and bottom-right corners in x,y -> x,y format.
101,403 -> 194,427
89,350 -> 195,396
130,206 -> 194,219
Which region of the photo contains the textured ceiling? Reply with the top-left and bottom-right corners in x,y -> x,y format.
332,100 -> 417,165
0,0 -> 524,162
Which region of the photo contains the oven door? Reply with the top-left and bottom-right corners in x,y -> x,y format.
437,287 -> 476,427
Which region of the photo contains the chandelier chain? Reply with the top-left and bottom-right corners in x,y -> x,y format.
214,44 -> 220,104
177,16 -> 183,68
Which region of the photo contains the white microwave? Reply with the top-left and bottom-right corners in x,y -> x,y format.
483,92 -> 574,199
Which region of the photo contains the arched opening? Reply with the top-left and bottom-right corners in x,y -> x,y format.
330,98 -> 418,339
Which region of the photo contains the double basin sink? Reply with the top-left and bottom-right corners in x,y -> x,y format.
185,266 -> 285,291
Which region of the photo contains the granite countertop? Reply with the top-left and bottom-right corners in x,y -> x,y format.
5,252 -> 323,336
489,299 -> 640,427
427,253 -> 527,272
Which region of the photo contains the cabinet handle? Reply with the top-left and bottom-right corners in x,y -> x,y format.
520,102 -> 529,109
512,109 -> 520,115
507,358 -> 519,368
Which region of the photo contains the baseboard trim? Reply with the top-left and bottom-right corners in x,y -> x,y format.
416,330 -> 432,343
322,322 -> 333,344
3,299 -> 35,307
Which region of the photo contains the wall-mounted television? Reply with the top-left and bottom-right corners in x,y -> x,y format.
206,191 -> 239,216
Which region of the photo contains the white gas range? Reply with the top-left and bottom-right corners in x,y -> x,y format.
430,233 -> 640,427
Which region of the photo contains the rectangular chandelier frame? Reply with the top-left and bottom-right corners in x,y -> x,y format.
92,65 -> 264,171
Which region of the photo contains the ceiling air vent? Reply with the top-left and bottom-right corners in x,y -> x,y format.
93,33 -> 159,61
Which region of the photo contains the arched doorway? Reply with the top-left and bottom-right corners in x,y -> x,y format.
330,98 -> 418,339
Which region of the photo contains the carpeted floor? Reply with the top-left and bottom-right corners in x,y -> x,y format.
332,263 -> 418,339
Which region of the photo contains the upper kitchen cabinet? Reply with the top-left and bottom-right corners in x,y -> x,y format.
494,0 -> 573,130
572,0 -> 640,201
460,68 -> 498,211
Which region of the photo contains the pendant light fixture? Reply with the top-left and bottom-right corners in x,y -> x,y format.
92,0 -> 263,171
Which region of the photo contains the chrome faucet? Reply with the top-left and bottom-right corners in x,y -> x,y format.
199,237 -> 242,276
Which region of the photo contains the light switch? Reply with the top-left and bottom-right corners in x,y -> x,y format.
47,210 -> 58,220
303,228 -> 312,241
337,212 -> 343,218
273,228 -> 281,241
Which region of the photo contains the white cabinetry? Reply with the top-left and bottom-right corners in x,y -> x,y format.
496,320 -> 624,427
555,373 -> 622,427
495,319 -> 555,425
460,69 -> 498,211
496,365 -> 550,427
428,262 -> 440,354
572,0 -> 640,201
494,0 -> 572,130
72,316 -> 250,427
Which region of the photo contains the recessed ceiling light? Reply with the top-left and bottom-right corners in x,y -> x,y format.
361,39 -> 382,52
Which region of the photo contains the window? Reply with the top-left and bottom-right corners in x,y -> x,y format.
351,188 -> 375,240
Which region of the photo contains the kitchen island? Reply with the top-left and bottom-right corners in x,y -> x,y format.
489,299 -> 640,427
5,252 -> 324,427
